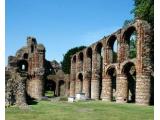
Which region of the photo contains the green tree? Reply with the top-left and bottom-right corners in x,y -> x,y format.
123,0 -> 154,28
61,46 -> 86,74
129,37 -> 136,59
132,0 -> 154,28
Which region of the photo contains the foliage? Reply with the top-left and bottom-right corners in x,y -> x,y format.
61,46 -> 86,74
6,101 -> 154,120
129,36 -> 137,59
123,0 -> 154,28
132,0 -> 154,28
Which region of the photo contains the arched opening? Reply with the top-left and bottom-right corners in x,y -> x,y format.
123,26 -> 137,59
31,45 -> 34,53
58,80 -> 65,96
23,53 -> 28,59
72,55 -> 76,63
78,52 -> 84,72
106,67 -> 117,101
122,62 -> 136,103
45,80 -> 56,97
68,81 -> 70,90
107,35 -> 119,63
17,60 -> 28,71
78,73 -> 83,93
95,42 -> 103,99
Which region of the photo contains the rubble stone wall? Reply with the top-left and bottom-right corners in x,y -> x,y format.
69,19 -> 153,105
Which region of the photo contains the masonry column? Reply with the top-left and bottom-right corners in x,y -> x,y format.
70,55 -> 76,97
16,72 -> 28,107
91,50 -> 99,99
75,52 -> 83,94
116,74 -> 128,103
102,75 -> 112,101
135,19 -> 153,105
83,56 -> 91,98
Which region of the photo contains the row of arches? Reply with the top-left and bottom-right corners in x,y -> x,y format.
72,26 -> 137,65
74,62 -> 137,103
70,21 -> 153,105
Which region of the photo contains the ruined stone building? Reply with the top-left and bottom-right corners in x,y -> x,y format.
69,19 -> 154,105
5,37 -> 69,106
5,19 -> 153,107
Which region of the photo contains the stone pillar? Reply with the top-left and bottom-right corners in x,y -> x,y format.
91,51 -> 99,99
16,74 -> 27,106
64,74 -> 70,96
135,20 -> 153,105
56,81 -> 59,96
27,75 -> 44,100
70,79 -> 75,97
75,77 -> 81,93
83,72 -> 91,98
101,76 -> 112,101
75,53 -> 83,94
136,75 -> 151,105
83,51 -> 92,98
116,74 -> 128,103
69,56 -> 76,97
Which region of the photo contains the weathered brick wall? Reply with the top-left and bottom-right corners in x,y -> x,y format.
70,19 -> 153,105
5,37 -> 46,107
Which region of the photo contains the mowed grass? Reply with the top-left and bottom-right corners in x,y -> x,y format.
6,100 -> 154,120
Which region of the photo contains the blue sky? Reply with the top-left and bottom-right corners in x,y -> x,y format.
6,0 -> 134,64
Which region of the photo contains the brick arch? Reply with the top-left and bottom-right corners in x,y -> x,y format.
23,53 -> 28,59
58,80 -> 65,96
17,59 -> 28,72
122,26 -> 136,43
120,61 -> 136,103
76,72 -> 83,79
86,47 -> 92,58
106,35 -> 119,63
76,72 -> 83,93
95,42 -> 103,54
105,64 -> 117,76
106,35 -> 118,47
78,52 -> 84,61
72,55 -> 76,63
121,25 -> 137,61
45,79 -> 56,96
120,60 -> 136,75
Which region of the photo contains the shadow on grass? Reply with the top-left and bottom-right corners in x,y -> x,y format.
26,95 -> 38,105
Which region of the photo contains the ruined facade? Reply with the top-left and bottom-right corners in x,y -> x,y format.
5,19 -> 153,107
5,37 -> 69,106
69,19 -> 154,105
45,60 -> 70,97
6,37 -> 46,106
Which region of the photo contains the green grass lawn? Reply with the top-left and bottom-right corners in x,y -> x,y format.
6,100 -> 154,120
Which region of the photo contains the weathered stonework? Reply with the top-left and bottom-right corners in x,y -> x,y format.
5,37 -> 45,107
6,19 -> 153,106
70,19 -> 154,105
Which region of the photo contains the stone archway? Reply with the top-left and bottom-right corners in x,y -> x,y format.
106,35 -> 119,63
58,80 -> 65,96
45,80 -> 56,97
106,67 -> 117,101
121,62 -> 136,103
17,60 -> 28,71
122,26 -> 137,60
76,73 -> 83,94
102,65 -> 117,101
